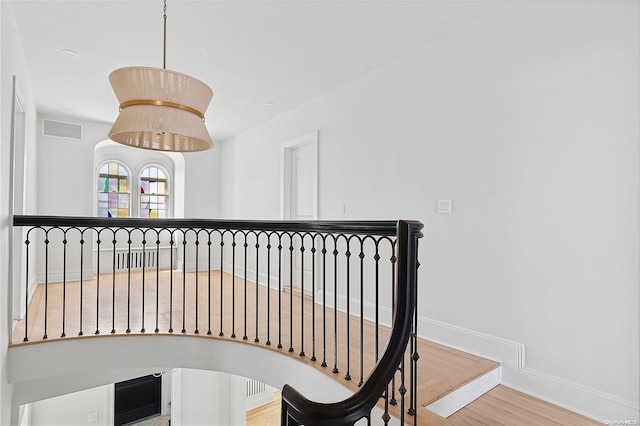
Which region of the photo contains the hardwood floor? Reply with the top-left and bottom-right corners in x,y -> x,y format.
246,391 -> 282,426
249,387 -> 602,426
11,270 -> 598,425
449,385 -> 602,426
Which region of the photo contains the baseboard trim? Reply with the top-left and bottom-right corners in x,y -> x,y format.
418,316 -> 639,422
36,269 -> 94,284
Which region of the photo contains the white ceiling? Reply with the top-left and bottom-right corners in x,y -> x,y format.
9,0 -> 511,141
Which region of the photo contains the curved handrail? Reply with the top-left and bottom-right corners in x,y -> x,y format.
281,220 -> 423,426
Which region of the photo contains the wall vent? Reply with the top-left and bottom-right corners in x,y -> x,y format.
43,119 -> 82,139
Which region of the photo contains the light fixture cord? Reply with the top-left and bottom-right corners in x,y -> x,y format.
163,0 -> 167,69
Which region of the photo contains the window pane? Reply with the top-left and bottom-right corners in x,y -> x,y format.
139,165 -> 169,219
98,162 -> 129,216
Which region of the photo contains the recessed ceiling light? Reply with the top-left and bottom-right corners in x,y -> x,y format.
265,103 -> 275,108
61,49 -> 78,57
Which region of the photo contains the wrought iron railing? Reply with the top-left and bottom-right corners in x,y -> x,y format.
12,215 -> 423,425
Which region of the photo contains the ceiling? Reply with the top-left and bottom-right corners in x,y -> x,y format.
9,0 -> 511,141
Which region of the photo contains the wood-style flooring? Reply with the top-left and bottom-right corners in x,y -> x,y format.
248,387 -> 602,426
11,270 -> 598,425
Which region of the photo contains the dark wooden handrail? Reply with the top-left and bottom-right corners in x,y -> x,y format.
13,215 -> 399,236
280,220 -> 423,425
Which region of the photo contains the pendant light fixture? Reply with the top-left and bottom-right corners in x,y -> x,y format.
108,0 -> 213,152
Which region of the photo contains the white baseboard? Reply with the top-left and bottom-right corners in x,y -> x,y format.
246,390 -> 275,412
36,269 -> 94,284
426,368 -> 501,418
418,316 -> 639,422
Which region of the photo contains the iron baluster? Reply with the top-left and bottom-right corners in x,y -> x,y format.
310,235 -> 317,362
359,238 -> 366,387
266,234 -> 272,346
43,231 -> 49,339
345,239 -> 352,381
332,242 -> 339,374
277,234 -> 283,349
181,233 -> 187,333
95,233 -> 101,335
61,231 -> 67,337
288,234 -> 294,353
168,234 -> 174,333
299,235 -> 305,357
321,236 -> 327,368
219,236 -> 224,336
194,233 -> 200,334
126,233 -> 132,333
254,235 -> 260,343
231,233 -> 237,338
141,232 -> 147,333
111,233 -> 116,334
23,236 -> 30,342
79,231 -> 85,336
243,236 -> 248,340
207,233 -> 212,335
154,232 -> 161,333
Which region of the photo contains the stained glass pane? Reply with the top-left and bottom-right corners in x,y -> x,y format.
118,208 -> 128,217
119,178 -> 128,192
98,178 -> 107,191
99,164 -> 108,174
109,163 -> 118,175
139,165 -> 169,218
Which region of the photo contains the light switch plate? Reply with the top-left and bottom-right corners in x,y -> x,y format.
437,199 -> 452,214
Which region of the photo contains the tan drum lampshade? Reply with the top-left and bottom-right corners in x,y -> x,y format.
108,66 -> 213,152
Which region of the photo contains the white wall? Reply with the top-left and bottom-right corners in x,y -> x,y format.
220,1 -> 639,421
1,1 -> 38,424
28,385 -> 113,426
172,369 -> 246,426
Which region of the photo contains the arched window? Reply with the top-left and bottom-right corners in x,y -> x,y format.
97,161 -> 130,217
139,165 -> 169,218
